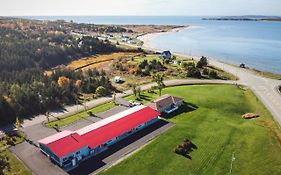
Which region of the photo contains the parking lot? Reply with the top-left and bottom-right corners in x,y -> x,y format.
10,105 -> 174,175
69,120 -> 174,175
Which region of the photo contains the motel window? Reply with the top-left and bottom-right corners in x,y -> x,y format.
76,151 -> 80,155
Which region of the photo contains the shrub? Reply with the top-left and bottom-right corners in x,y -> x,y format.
202,68 -> 209,75
95,86 -> 108,97
187,67 -> 201,78
209,70 -> 218,78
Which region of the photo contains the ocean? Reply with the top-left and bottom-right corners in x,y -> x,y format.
23,16 -> 281,74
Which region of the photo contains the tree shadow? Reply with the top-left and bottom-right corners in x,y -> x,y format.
137,94 -> 153,102
161,102 -> 199,119
175,141 -> 198,160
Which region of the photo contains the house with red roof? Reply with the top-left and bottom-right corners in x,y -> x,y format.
38,105 -> 160,171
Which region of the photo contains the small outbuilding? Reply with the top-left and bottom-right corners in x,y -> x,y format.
148,94 -> 183,114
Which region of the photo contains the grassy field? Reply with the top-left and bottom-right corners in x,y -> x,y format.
0,133 -> 31,175
46,102 -> 115,128
100,85 -> 281,175
66,52 -> 139,71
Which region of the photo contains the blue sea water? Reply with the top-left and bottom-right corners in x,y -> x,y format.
24,16 -> 281,74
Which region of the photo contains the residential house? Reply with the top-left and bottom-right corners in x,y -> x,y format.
148,94 -> 183,114
160,51 -> 172,59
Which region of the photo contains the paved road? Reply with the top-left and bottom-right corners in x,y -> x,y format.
140,38 -> 281,127
208,59 -> 281,127
1,51 -> 281,134
18,79 -> 237,129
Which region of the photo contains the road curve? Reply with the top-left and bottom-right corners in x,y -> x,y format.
139,32 -> 281,127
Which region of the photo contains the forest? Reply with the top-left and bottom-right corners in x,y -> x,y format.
0,18 -> 127,125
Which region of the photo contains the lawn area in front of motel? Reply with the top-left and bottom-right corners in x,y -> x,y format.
99,85 -> 281,175
46,102 -> 115,128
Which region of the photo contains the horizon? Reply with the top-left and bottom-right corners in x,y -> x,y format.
1,0 -> 281,16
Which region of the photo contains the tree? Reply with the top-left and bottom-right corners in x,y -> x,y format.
46,111 -> 50,123
209,70 -> 218,78
202,68 -> 209,75
75,80 -> 82,88
196,56 -> 208,68
112,92 -> 116,105
15,117 -> 21,131
130,83 -> 137,97
136,86 -> 141,99
153,73 -> 165,96
57,76 -> 70,87
187,67 -> 201,78
96,86 -> 108,97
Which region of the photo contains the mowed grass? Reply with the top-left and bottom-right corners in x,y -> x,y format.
99,85 -> 281,175
46,102 -> 115,128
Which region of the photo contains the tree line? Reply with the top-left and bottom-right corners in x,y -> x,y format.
0,21 -> 121,125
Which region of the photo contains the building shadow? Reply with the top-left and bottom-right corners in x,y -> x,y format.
68,120 -> 169,175
161,102 -> 198,119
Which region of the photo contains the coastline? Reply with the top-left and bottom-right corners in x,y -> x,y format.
137,27 -> 281,79
137,26 -> 187,49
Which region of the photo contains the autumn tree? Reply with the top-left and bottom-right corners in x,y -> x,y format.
57,76 -> 70,87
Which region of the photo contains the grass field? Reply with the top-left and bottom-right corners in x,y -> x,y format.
46,102 -> 115,128
0,134 -> 31,175
66,52 -> 139,71
99,85 -> 281,175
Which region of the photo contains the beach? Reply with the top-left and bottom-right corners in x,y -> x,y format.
137,26 -> 188,52
138,27 -> 281,127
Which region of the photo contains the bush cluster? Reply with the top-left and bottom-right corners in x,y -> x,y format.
174,138 -> 194,156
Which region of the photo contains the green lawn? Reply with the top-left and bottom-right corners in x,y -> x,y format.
128,54 -> 162,64
0,133 -> 31,175
46,102 -> 115,128
99,85 -> 281,175
1,150 -> 31,175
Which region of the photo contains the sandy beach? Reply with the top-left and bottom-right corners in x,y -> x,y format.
137,26 -> 188,52
138,27 -> 281,127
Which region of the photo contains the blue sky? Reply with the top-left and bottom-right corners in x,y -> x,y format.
0,0 -> 281,16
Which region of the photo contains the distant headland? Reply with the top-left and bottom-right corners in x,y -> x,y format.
202,15 -> 281,22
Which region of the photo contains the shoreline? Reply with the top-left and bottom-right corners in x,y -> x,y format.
137,27 -> 281,79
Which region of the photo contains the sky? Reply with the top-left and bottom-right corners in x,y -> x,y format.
0,0 -> 281,16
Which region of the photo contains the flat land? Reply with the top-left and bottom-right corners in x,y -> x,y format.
66,52 -> 140,71
0,134 -> 31,175
100,85 -> 281,175
46,102 -> 115,128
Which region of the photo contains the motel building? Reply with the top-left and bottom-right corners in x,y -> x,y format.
38,105 -> 160,171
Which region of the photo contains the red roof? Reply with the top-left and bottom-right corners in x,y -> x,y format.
81,106 -> 160,149
45,106 -> 160,158
47,133 -> 86,158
